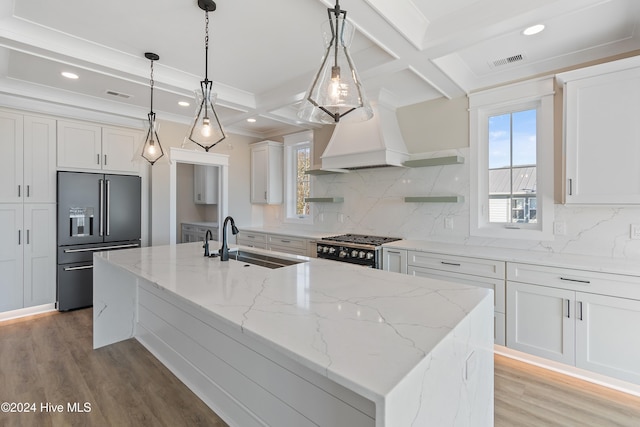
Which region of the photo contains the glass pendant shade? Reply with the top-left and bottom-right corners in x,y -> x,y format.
185,80 -> 226,151
298,12 -> 373,124
141,112 -> 164,164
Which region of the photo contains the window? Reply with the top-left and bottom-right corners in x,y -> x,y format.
470,77 -> 554,240
284,131 -> 313,224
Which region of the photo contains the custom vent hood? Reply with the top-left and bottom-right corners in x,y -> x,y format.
320,100 -> 409,170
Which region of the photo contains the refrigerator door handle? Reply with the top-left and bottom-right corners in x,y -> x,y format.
99,179 -> 104,236
106,179 -> 111,236
64,265 -> 94,271
63,243 -> 139,253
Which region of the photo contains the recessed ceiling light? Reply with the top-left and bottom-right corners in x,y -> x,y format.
61,71 -> 79,79
178,101 -> 190,107
522,24 -> 545,36
246,118 -> 257,123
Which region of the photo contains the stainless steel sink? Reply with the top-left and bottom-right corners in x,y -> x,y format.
229,250 -> 305,269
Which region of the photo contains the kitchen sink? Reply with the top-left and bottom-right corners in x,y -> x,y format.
229,250 -> 305,269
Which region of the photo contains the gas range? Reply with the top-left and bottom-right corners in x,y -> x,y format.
316,234 -> 402,268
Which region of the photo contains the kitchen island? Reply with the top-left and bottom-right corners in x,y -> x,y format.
93,242 -> 493,427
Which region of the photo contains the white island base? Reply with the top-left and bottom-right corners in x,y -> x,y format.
93,244 -> 493,427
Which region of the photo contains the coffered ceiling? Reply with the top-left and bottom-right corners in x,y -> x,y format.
1,0 -> 639,137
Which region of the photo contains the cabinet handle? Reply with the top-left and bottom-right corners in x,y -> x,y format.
26,185 -> 30,197
104,154 -> 108,165
566,299 -> 570,318
97,154 -> 101,165
26,229 -> 30,245
578,301 -> 583,321
280,240 -> 291,243
441,261 -> 461,267
560,277 -> 591,284
568,179 -> 573,196
18,185 -> 21,197
18,230 -> 21,245
264,191 -> 267,201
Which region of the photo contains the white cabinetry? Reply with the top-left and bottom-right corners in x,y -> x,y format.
236,231 -> 267,249
57,120 -> 141,173
506,262 -> 640,384
267,234 -> 309,256
250,141 -> 283,204
194,165 -> 218,204
381,248 -> 407,274
181,223 -> 218,243
382,247 -> 506,345
558,58 -> 640,204
0,112 -> 56,203
0,204 -> 56,312
0,110 -> 57,313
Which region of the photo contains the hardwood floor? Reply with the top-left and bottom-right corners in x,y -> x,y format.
1,308 -> 639,426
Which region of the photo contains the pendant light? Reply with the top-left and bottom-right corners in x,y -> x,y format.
141,52 -> 165,165
298,0 -> 373,124
184,0 -> 226,151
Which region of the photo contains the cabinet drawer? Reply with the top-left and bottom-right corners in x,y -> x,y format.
268,235 -> 307,250
507,263 -> 640,300
237,232 -> 267,243
268,244 -> 308,257
408,251 -> 505,280
408,266 -> 505,313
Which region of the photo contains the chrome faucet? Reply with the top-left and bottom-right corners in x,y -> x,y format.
203,229 -> 213,257
219,216 -> 239,261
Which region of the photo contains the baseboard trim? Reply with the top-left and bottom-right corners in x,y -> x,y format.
0,304 -> 57,323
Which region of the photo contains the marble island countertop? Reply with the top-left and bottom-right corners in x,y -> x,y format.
94,242 -> 493,425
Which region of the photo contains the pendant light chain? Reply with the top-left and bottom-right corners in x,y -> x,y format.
149,58 -> 155,114
204,11 -> 209,82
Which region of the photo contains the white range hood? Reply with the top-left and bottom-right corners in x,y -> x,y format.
320,101 -> 409,170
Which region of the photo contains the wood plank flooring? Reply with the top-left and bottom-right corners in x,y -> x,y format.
1,308 -> 640,426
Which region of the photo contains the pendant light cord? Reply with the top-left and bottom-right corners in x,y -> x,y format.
149,58 -> 155,114
204,11 -> 209,83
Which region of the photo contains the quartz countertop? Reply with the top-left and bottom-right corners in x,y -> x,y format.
96,242 -> 492,402
181,221 -> 219,228
382,240 -> 640,277
238,226 -> 337,240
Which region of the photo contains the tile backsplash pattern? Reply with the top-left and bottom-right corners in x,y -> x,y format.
263,148 -> 640,260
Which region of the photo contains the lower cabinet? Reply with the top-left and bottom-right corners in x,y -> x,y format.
382,248 -> 506,345
181,223 -> 218,243
0,203 -> 56,312
507,263 -> 640,385
267,235 -> 308,257
236,231 -> 267,249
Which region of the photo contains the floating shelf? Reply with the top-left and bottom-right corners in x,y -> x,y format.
402,155 -> 464,168
305,197 -> 344,203
404,196 -> 464,203
305,168 -> 349,176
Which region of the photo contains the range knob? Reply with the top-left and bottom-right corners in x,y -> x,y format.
328,247 -> 336,254
323,246 -> 330,253
339,250 -> 348,258
351,250 -> 359,258
358,251 -> 366,259
366,252 -> 375,260
317,245 -> 323,253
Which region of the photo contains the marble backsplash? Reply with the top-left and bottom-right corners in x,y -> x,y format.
263,148 -> 640,260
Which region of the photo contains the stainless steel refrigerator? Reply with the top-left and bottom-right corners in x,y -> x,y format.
57,171 -> 141,311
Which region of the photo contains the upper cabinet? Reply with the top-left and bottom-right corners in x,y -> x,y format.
558,57 -> 640,204
57,120 -> 141,174
0,111 -> 56,203
194,164 -> 218,205
250,141 -> 283,205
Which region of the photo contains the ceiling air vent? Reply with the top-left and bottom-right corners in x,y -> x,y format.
105,90 -> 132,99
490,53 -> 526,68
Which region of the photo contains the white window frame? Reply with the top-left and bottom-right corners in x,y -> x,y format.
283,131 -> 313,225
469,77 -> 554,240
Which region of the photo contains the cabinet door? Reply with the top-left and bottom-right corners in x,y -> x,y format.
57,120 -> 102,170
576,292 -> 640,384
564,67 -> 640,204
506,282 -> 575,365
251,145 -> 268,204
102,127 -> 141,173
23,204 -> 56,307
0,111 -> 24,203
381,248 -> 407,274
194,165 -> 218,204
0,204 -> 24,312
23,115 -> 57,203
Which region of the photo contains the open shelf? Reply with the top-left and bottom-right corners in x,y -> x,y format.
404,196 -> 464,203
305,168 -> 349,176
305,197 -> 344,203
402,155 -> 464,168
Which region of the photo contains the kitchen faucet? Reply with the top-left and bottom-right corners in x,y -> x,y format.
203,229 -> 213,257
219,216 -> 239,261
